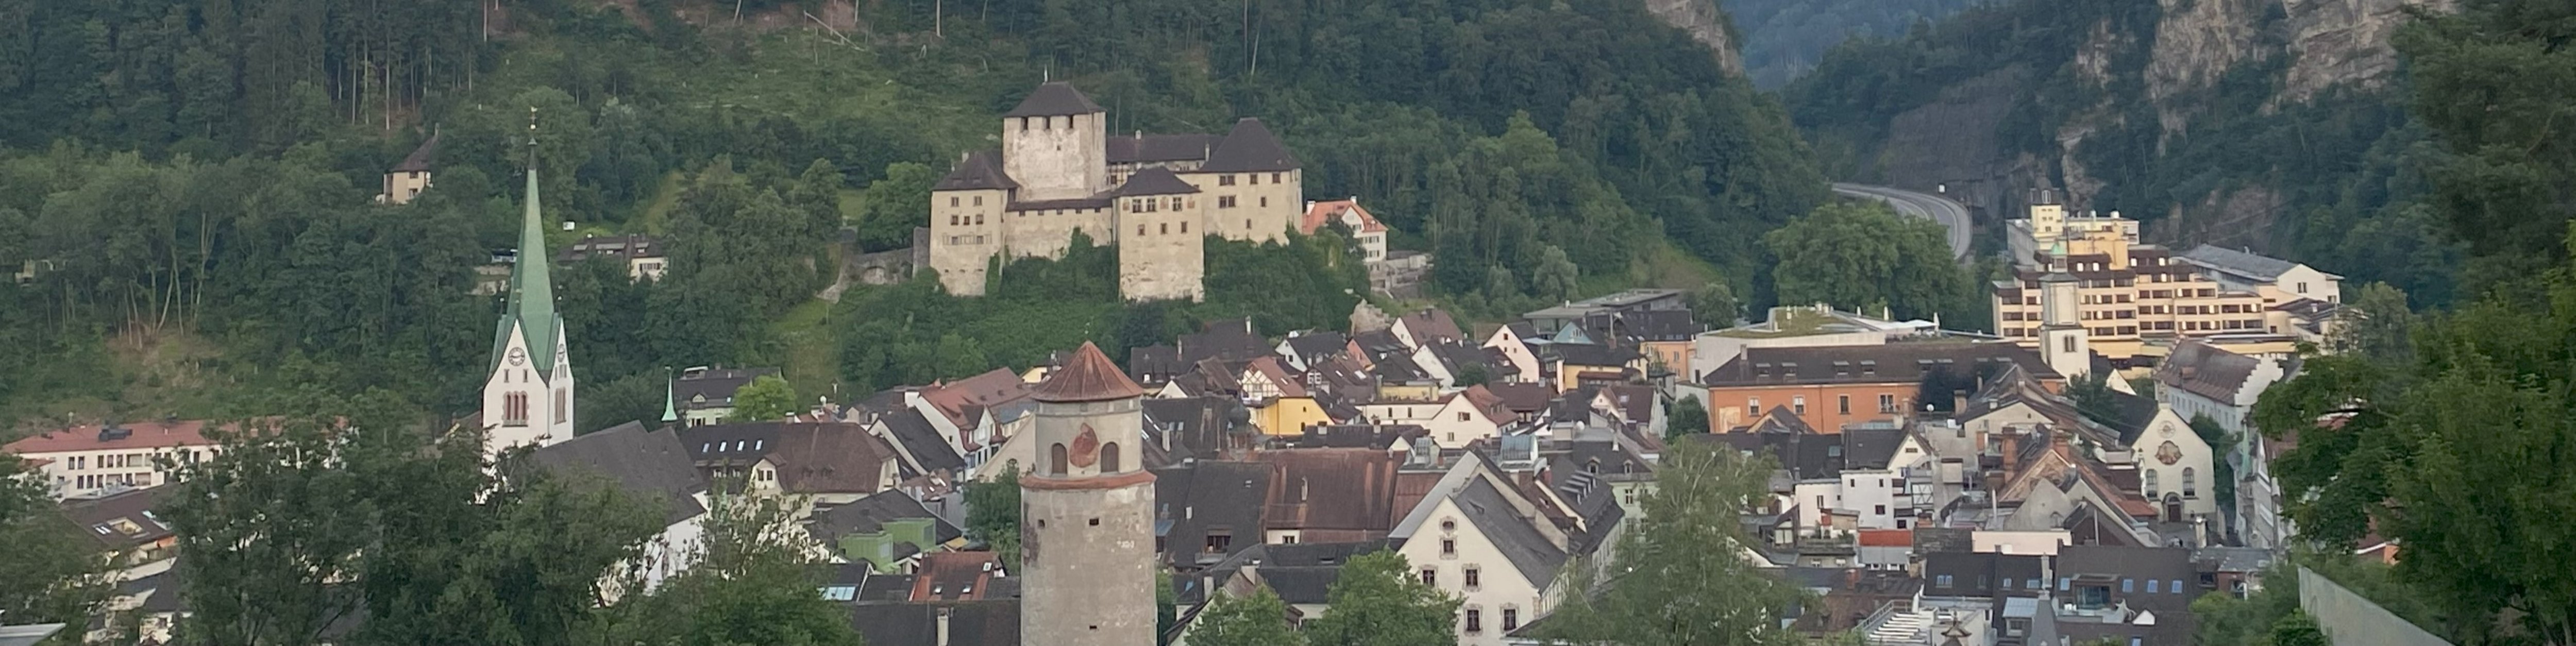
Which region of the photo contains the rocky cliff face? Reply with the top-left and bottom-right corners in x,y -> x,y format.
1856,0 -> 2443,245
1645,0 -> 1746,76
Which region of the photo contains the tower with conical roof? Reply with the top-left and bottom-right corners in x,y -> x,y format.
481,108 -> 576,455
1019,341 -> 1156,645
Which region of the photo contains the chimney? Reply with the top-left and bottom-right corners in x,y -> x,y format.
1951,389 -> 1968,414
935,607 -> 953,646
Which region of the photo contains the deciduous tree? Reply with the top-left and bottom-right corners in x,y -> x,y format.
1303,551 -> 1459,646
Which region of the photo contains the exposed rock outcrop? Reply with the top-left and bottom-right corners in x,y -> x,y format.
2146,0 -> 2267,132
1643,0 -> 1745,76
2279,0 -> 2451,102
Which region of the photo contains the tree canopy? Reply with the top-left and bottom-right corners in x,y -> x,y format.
1302,551 -> 1460,646
1537,439 -> 1806,646
1762,200 -> 1973,324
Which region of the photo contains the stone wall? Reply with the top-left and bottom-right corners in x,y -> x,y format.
928,187 -> 1007,295
1116,195 -> 1206,302
1003,113 -> 1107,201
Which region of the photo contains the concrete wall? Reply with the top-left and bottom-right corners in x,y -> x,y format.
1003,113 -> 1106,201
2298,567 -> 2452,646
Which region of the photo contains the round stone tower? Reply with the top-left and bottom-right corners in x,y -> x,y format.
1020,341 -> 1157,645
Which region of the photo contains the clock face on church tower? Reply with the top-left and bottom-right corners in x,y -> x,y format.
507,347 -> 527,366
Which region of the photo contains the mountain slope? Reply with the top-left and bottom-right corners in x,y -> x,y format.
1785,0 -> 2462,303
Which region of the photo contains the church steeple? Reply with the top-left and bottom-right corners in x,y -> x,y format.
495,107 -> 560,375
481,107 -> 575,451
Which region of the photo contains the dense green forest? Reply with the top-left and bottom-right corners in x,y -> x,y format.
1719,0 -> 1984,88
0,0 -> 1824,427
1781,0 -> 2467,305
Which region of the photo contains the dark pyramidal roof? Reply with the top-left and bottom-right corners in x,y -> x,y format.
1114,167 -> 1202,196
935,150 -> 1018,192
1034,342 -> 1148,402
1004,81 -> 1104,117
1201,117 -> 1301,173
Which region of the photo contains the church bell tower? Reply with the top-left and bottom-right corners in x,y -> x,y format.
480,108 -> 576,456
1019,341 -> 1156,645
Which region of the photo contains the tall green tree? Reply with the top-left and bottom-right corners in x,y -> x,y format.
728,374 -> 799,422
1538,440 -> 1806,646
965,466 -> 1022,570
1187,587 -> 1306,646
1303,551 -> 1459,646
1666,395 -> 1711,439
1763,201 -> 1969,321
613,494 -> 867,646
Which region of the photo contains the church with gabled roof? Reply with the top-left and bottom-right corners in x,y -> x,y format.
925,81 -> 1305,301
481,116 -> 575,457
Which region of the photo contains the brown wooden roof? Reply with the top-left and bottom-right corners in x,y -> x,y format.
1033,342 -> 1147,402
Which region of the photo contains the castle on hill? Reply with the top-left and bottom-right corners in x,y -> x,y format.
927,82 -> 1305,301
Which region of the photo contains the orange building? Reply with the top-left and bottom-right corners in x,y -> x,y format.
1702,343 -> 2064,433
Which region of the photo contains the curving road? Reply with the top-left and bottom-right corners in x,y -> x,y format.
1832,182 -> 1973,261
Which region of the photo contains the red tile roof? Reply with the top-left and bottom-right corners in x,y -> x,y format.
1033,342 -> 1147,403
1300,199 -> 1388,235
5,420 -> 223,455
1858,529 -> 1913,547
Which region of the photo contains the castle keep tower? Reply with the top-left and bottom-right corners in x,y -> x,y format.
1019,342 -> 1157,645
1002,82 -> 1108,202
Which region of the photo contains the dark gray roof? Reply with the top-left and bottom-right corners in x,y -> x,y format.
1141,397 -> 1248,464
1454,478 -> 1568,586
934,150 -> 1019,192
1200,118 -> 1300,173
1002,82 -> 1101,117
1371,355 -> 1434,383
1181,319 -> 1273,364
1114,167 -> 1202,196
2153,341 -> 2262,401
392,133 -> 440,172
534,421 -> 709,523
876,407 -> 968,474
1107,133 -> 1222,164
675,367 -> 781,413
1922,551 -> 2045,598
1841,423 -> 1908,470
849,600 -> 1019,646
1704,343 -> 2060,386
675,421 -> 901,495
2105,390 -> 2165,445
1282,332 -> 1350,365
2179,244 -> 2303,281
1153,461 -> 1271,567
59,487 -> 174,552
1551,469 -> 1627,555
806,490 -> 963,562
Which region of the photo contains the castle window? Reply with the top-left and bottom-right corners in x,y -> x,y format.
974,214 -> 984,225
1248,174 -> 1258,185
1245,219 -> 1252,230
1160,223 -> 1168,235
1180,222 -> 1187,233
1050,444 -> 1069,475
1101,443 -> 1121,472
1138,225 -> 1147,236
1260,197 -> 1269,208
949,196 -> 959,207
973,196 -> 983,206
1272,172 -> 1282,183
949,215 -> 958,226
1220,175 -> 1236,186
1169,197 -> 1183,210
1017,118 -> 1026,131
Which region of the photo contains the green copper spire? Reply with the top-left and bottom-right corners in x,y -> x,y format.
660,369 -> 679,424
491,107 -> 562,377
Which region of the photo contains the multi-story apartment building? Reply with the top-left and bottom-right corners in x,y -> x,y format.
5,420 -> 221,499
1992,193 -> 2327,361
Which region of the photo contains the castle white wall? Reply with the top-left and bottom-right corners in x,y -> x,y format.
929,188 -> 1007,296
1117,195 -> 1206,302
1003,113 -> 1107,201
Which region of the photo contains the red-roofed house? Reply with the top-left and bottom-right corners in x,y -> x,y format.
1300,199 -> 1389,261
6,420 -> 224,499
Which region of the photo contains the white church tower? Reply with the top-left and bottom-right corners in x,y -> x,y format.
480,109 -> 575,456
2038,270 -> 2090,380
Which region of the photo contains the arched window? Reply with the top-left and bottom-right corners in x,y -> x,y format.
554,389 -> 567,424
2181,468 -> 2197,498
1050,444 -> 1070,475
1101,443 -> 1122,473
2061,336 -> 2076,353
2143,470 -> 2159,497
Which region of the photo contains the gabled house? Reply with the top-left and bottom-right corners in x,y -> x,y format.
869,406 -> 971,481
1703,343 -> 2062,432
532,420 -> 711,588
1154,460 -> 1272,568
1481,322 -> 1543,384
1300,199 -> 1392,261
2153,339 -> 2295,439
1388,455 -> 1604,646
1544,342 -> 1643,392
807,489 -> 964,574
674,367 -> 782,427
1361,385 -> 1510,449
1276,331 -> 1351,373
1391,308 -> 1466,349
60,487 -> 176,580
377,133 -> 437,205
675,421 -> 902,506
1252,448 -> 1405,544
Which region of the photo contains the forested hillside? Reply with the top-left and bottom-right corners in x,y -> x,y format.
0,0 -> 1822,428
1719,0 -> 1983,88
1782,0 -> 2467,304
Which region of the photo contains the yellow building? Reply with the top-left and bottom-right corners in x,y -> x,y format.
1995,207 -> 2280,362
1254,396 -> 1333,436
